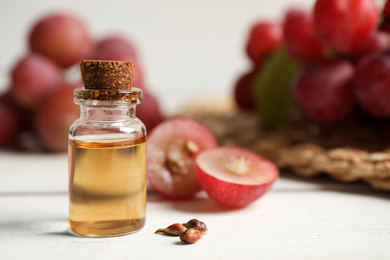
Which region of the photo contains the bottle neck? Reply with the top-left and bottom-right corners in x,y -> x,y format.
79,104 -> 136,124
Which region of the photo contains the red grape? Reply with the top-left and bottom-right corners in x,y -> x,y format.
380,0 -> 390,34
136,90 -> 163,132
35,82 -> 81,152
233,70 -> 257,111
354,52 -> 390,117
383,0 -> 390,17
132,66 -> 144,89
29,13 -> 93,67
92,35 -> 138,62
0,94 -> 21,146
283,9 -> 327,62
92,35 -> 144,88
3,92 -> 35,133
380,21 -> 390,34
352,32 -> 390,61
313,0 -> 379,55
292,60 -> 355,124
11,53 -> 61,109
246,21 -> 282,66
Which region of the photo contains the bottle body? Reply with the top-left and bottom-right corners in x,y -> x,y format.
68,100 -> 147,237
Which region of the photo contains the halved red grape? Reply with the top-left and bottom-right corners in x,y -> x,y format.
35,82 -> 81,152
313,0 -> 379,55
29,13 -> 93,67
283,9 -> 327,62
292,60 -> 355,124
147,118 -> 218,199
196,146 -> 279,208
246,21 -> 282,66
354,52 -> 390,117
11,53 -> 61,109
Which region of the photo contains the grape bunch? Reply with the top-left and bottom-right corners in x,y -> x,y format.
234,0 -> 390,127
0,12 -> 162,152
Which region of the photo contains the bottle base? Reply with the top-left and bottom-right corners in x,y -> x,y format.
68,218 -> 145,238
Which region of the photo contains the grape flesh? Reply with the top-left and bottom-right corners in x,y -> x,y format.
11,53 -> 61,109
246,21 -> 282,66
292,60 -> 355,124
354,52 -> 390,117
29,13 -> 92,67
283,9 -> 326,62
313,0 -> 379,55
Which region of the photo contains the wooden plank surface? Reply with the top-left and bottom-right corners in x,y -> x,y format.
1,152 -> 389,259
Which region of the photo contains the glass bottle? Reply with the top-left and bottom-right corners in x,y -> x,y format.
68,60 -> 147,237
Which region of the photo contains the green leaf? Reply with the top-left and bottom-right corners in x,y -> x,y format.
253,48 -> 302,131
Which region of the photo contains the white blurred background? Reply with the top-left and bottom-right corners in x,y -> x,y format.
0,0 -> 315,112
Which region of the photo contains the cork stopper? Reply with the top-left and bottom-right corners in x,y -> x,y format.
75,60 -> 142,102
80,60 -> 134,91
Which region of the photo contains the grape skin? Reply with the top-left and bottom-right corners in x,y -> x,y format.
11,53 -> 61,109
383,0 -> 390,17
35,83 -> 81,152
92,35 -> 144,88
245,21 -> 282,66
136,90 -> 163,132
352,32 -> 390,60
313,0 -> 379,55
29,13 -> 92,67
283,9 -> 326,62
292,60 -> 355,124
92,35 -> 138,62
233,70 -> 256,111
0,95 -> 20,146
354,52 -> 390,117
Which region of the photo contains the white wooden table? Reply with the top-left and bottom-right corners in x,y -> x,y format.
1,151 -> 389,260
1,1 -> 390,257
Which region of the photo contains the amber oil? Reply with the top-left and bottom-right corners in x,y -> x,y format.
68,136 -> 146,237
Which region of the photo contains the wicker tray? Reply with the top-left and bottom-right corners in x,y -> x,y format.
179,99 -> 390,191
